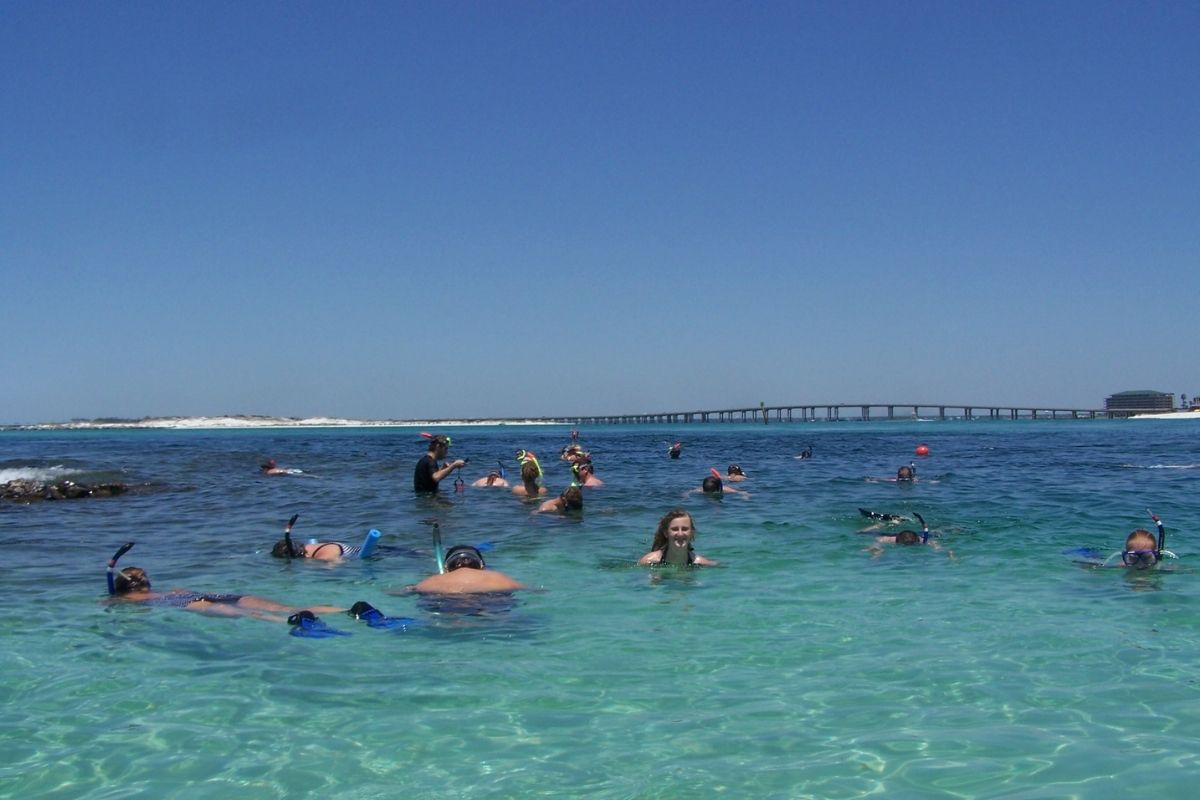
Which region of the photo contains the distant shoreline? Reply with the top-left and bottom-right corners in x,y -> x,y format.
5,409 -> 1198,431
1,415 -> 566,431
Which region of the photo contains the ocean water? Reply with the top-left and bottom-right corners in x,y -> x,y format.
1,420 -> 1198,799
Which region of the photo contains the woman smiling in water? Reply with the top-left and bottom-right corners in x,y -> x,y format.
639,510 -> 717,566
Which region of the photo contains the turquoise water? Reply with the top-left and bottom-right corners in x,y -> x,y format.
2,421 -> 1199,799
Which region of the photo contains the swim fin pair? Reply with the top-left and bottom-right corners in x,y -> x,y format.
347,600 -> 419,631
288,610 -> 351,638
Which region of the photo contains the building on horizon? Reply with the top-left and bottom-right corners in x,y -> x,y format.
1104,390 -> 1175,413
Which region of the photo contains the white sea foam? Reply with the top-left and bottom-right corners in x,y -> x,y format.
0,465 -> 80,483
1130,411 -> 1200,420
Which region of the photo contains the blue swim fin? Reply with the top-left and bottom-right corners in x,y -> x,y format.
1062,547 -> 1105,561
288,610 -> 351,638
347,601 -> 419,631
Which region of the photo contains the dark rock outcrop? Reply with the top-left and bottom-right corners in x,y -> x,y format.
1,479 -> 130,502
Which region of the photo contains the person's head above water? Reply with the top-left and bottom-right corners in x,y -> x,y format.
560,485 -> 584,510
270,538 -> 305,558
896,465 -> 914,482
701,475 -> 723,494
727,464 -> 744,477
520,460 -> 540,483
484,471 -> 501,486
1122,528 -> 1159,568
651,509 -> 696,551
427,435 -> 450,455
894,530 -> 922,545
443,545 -> 486,571
113,566 -> 151,594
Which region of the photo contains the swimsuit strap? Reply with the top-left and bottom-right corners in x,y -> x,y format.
310,542 -> 346,558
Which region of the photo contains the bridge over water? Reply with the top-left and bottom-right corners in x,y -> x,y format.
494,403 -> 1129,425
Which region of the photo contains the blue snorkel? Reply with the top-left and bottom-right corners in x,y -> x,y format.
106,542 -> 135,594
497,460 -> 505,480
914,512 -> 929,544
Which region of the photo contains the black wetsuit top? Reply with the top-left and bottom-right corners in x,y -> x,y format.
414,454 -> 439,493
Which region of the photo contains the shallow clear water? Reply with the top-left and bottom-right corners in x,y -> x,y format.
2,421 -> 1199,798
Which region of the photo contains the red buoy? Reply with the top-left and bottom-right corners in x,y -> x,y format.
915,444 -> 930,457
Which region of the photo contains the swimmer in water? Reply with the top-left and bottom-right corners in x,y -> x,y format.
271,538 -> 362,561
668,442 -> 682,459
1118,528 -> 1165,570
561,443 -> 591,465
725,464 -> 747,482
472,471 -> 510,488
687,473 -> 749,498
896,464 -> 915,482
538,485 -> 583,513
109,566 -> 345,621
795,445 -> 813,460
572,461 -> 604,487
400,545 -> 527,594
868,513 -> 950,557
261,459 -> 291,476
638,509 -> 717,566
511,459 -> 548,497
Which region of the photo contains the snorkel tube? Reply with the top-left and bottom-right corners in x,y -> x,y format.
517,449 -> 542,477
283,514 -> 301,558
914,512 -> 929,544
432,522 -> 446,574
1148,509 -> 1167,559
106,542 -> 135,595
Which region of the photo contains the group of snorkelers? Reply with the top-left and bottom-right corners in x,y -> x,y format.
114,433 -> 1178,635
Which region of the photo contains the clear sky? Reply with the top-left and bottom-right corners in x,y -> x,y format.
3,1 -> 1197,424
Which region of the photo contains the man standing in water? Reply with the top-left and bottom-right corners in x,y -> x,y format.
414,435 -> 467,493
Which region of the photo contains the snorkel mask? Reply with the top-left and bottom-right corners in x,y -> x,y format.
443,545 -> 485,571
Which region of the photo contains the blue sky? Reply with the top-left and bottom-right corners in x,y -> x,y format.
3,1 -> 1197,424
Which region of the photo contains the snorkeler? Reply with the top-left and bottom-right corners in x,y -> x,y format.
269,515 -> 379,560
638,509 -> 718,566
668,442 -> 682,459
867,513 -> 949,557
1116,512 -> 1174,569
795,445 -> 813,460
572,461 -> 604,487
108,562 -> 344,621
472,470 -> 510,488
413,434 -> 468,494
511,454 -> 548,497
538,485 -> 583,513
725,464 -> 747,482
686,471 -> 749,498
401,545 -> 527,594
1066,511 -> 1176,570
896,464 -> 916,482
